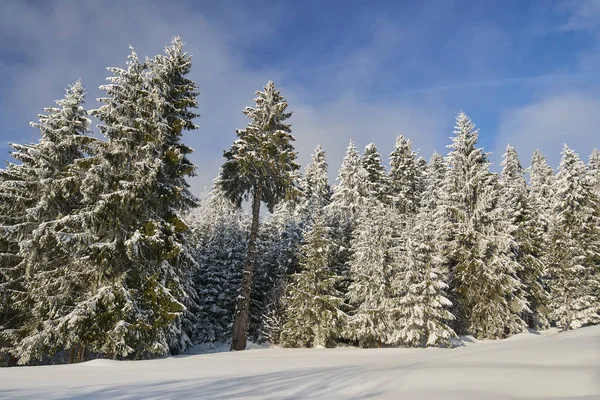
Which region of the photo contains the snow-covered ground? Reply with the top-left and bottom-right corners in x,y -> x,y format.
1,326 -> 599,399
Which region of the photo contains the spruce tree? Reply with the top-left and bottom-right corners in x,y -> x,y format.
297,145 -> 332,224
529,150 -> 556,219
443,112 -> 527,339
346,202 -> 397,347
388,135 -> 418,214
1,82 -> 92,364
548,145 -> 600,330
325,140 -> 369,315
328,140 -> 368,220
145,36 -> 201,354
281,217 -> 345,348
415,156 -> 428,201
362,142 -> 388,203
220,81 -> 299,351
588,148 -> 600,197
390,216 -> 456,347
500,145 -> 550,328
389,151 -> 455,347
528,150 -> 555,257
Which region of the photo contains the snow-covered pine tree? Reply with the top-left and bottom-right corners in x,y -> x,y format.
548,145 -> 600,330
297,145 -> 332,224
190,173 -> 246,344
500,145 -> 550,328
0,82 -> 92,364
281,217 -> 345,348
529,150 -> 555,216
388,150 -> 455,347
145,36 -> 201,354
220,81 -> 300,351
388,135 -> 418,214
415,156 -> 428,201
443,112 -> 527,339
325,140 -> 369,313
528,149 -> 555,246
362,142 -> 389,203
327,140 -> 368,220
421,152 -> 447,213
588,148 -> 600,197
389,215 -> 456,348
0,162 -> 34,351
346,202 -> 397,347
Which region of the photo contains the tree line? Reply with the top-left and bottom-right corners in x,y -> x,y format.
1,38 -> 599,365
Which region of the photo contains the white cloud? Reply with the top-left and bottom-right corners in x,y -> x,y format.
495,92 -> 600,168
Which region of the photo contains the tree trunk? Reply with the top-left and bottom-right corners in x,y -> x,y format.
230,187 -> 262,351
76,344 -> 85,363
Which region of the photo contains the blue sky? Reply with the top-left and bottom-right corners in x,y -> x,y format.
1,0 -> 599,193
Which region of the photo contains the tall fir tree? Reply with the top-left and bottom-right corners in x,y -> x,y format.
548,145 -> 600,330
325,140 -> 369,315
280,217 -> 345,348
297,145 -> 332,224
0,82 -> 91,364
390,216 -> 456,347
443,112 -> 527,339
500,145 -> 550,328
587,148 -> 600,197
327,140 -> 368,220
220,81 -> 299,351
528,150 -> 555,260
389,150 -> 455,347
414,156 -> 428,201
362,142 -> 388,203
145,36 -> 201,354
346,202 -> 397,347
388,135 -> 418,214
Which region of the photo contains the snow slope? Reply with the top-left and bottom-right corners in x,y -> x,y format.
1,326 -> 599,399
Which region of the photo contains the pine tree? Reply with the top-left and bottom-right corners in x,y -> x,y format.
415,156 -> 428,201
0,82 -> 92,364
325,140 -> 369,315
548,145 -> 600,330
297,145 -> 332,224
500,145 -> 550,328
0,160 -> 35,354
328,140 -> 368,220
388,151 -> 455,347
145,36 -> 201,354
390,216 -> 456,347
346,202 -> 397,347
190,174 -> 246,344
220,81 -> 299,351
443,112 -> 527,339
389,135 -> 418,214
421,152 -> 447,213
529,150 -> 555,234
281,217 -> 345,348
588,148 -> 600,197
362,143 -> 388,203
